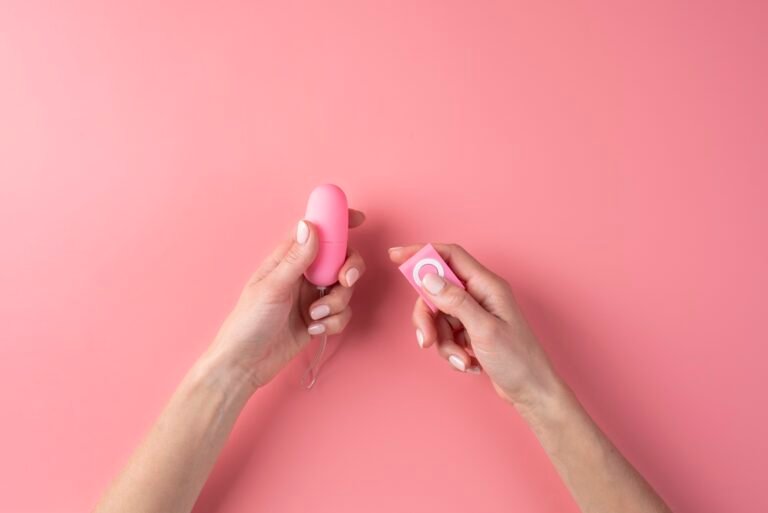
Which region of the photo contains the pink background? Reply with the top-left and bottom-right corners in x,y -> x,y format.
1,1 -> 767,512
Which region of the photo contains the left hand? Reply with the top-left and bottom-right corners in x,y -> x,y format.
206,209 -> 366,392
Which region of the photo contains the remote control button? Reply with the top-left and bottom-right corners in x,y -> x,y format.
413,258 -> 445,287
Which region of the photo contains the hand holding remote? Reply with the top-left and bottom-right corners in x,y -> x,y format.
389,243 -> 561,409
390,243 -> 671,513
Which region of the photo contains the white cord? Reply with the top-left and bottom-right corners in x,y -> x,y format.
300,286 -> 328,389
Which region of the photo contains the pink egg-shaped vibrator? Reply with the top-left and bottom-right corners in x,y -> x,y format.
304,184 -> 348,288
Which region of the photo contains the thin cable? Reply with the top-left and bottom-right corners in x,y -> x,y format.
300,286 -> 328,389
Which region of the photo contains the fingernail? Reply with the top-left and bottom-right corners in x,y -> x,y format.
308,323 -> 326,335
296,220 -> 309,245
416,329 -> 425,348
422,273 -> 445,294
345,267 -> 360,287
448,355 -> 466,372
388,246 -> 402,253
310,304 -> 331,320
467,365 -> 482,375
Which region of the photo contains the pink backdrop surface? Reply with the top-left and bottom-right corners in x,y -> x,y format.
1,1 -> 767,512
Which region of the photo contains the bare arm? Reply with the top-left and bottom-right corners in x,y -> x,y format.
389,243 -> 670,513
94,353 -> 253,513
520,378 -> 670,513
95,211 -> 366,513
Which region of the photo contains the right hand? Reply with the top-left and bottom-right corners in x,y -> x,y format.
388,244 -> 563,408
206,210 -> 366,392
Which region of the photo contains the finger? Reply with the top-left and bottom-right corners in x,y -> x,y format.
445,315 -> 463,332
420,272 -> 490,334
456,329 -> 475,356
466,358 -> 483,374
412,298 -> 437,349
250,238 -> 293,283
338,248 -> 365,288
348,209 -> 366,228
390,242 -> 513,318
307,307 -> 352,337
436,316 -> 472,372
308,283 -> 354,320
268,220 -> 319,287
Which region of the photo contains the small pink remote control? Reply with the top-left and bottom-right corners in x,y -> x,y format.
398,243 -> 465,312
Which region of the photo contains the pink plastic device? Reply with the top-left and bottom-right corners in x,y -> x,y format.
398,243 -> 465,312
304,184 -> 348,288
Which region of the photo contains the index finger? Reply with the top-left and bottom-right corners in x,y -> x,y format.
349,209 -> 366,228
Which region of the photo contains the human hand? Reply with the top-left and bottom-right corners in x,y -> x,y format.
389,244 -> 561,408
205,210 -> 366,392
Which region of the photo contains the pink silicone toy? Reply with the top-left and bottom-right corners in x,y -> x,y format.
398,243 -> 465,312
304,184 -> 349,288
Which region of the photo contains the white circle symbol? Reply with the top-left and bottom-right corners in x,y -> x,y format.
412,258 -> 445,287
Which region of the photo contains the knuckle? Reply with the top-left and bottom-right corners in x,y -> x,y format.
490,279 -> 512,298
445,290 -> 468,309
283,245 -> 304,266
412,299 -> 432,323
445,315 -> 462,331
480,320 -> 504,343
323,293 -> 341,311
332,309 -> 352,332
436,342 -> 452,358
331,296 -> 347,313
448,243 -> 466,256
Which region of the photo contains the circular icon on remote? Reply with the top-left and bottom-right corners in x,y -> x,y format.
412,258 -> 445,287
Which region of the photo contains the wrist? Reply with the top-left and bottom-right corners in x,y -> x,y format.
511,371 -> 575,433
188,348 -> 259,406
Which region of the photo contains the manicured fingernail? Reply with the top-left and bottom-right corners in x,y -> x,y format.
308,323 -> 326,335
310,304 -> 331,320
416,329 -> 425,348
388,246 -> 402,253
296,220 -> 309,245
422,272 -> 445,294
467,365 -> 482,375
448,355 -> 466,372
345,267 -> 360,287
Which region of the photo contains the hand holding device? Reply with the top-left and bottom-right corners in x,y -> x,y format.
398,243 -> 465,312
390,243 -> 560,407
206,192 -> 364,392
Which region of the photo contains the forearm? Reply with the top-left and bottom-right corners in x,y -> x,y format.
516,378 -> 670,513
94,351 -> 254,513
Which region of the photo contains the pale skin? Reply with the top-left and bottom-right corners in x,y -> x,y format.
94,211 -> 670,513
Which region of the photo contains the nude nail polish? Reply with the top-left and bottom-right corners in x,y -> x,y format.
296,220 -> 309,245
310,304 -> 331,320
416,329 -> 425,348
308,323 -> 326,335
448,355 -> 466,372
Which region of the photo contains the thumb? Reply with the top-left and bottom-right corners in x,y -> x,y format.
268,220 -> 319,287
421,272 -> 490,333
